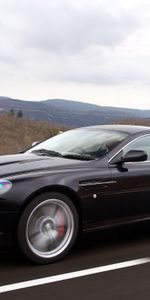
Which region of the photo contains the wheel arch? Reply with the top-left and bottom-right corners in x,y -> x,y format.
18,185 -> 82,228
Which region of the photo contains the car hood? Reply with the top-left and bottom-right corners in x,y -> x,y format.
0,153 -> 93,178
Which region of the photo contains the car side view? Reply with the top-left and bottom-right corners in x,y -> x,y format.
0,124 -> 150,264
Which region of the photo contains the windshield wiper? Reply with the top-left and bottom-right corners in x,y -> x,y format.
31,149 -> 63,157
32,149 -> 94,160
62,153 -> 95,161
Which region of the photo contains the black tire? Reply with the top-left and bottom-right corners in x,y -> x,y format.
17,192 -> 79,264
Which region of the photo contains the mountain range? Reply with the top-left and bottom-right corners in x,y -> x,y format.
0,96 -> 149,127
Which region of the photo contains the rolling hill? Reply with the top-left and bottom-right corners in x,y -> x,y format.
0,96 -> 150,127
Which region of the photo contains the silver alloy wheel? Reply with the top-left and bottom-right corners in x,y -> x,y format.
26,198 -> 75,258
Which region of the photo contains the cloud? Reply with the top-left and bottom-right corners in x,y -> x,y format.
0,0 -> 150,89
22,0 -> 138,54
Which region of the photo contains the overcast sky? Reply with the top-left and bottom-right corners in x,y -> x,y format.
0,0 -> 150,109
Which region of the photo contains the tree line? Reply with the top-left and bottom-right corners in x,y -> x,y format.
8,109 -> 23,118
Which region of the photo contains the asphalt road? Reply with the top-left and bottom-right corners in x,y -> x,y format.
1,222 -> 150,300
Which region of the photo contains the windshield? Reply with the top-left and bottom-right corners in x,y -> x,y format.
27,128 -> 128,160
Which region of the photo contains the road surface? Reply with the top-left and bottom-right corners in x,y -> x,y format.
0,222 -> 150,299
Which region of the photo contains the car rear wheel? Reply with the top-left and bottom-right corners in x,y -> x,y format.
17,192 -> 79,264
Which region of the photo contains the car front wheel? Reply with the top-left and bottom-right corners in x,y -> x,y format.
17,192 -> 79,264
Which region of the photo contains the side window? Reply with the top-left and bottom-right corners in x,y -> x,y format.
123,135 -> 150,161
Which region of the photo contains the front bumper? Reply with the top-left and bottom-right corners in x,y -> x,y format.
0,211 -> 18,246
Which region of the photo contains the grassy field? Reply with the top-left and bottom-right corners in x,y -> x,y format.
113,118 -> 150,126
0,115 -> 150,156
0,115 -> 65,155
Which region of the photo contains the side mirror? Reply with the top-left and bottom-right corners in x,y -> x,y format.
110,150 -> 147,165
19,141 -> 41,154
122,150 -> 147,163
32,141 -> 40,147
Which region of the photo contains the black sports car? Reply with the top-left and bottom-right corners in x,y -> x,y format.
1,124 -> 150,264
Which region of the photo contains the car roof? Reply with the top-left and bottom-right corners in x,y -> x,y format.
83,124 -> 150,135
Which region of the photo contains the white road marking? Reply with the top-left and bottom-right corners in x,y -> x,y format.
0,258 -> 150,294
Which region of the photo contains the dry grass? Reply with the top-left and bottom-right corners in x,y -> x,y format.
1,115 -> 150,156
112,118 -> 150,126
0,115 -> 66,155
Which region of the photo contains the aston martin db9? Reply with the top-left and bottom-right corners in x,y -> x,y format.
0,124 -> 150,264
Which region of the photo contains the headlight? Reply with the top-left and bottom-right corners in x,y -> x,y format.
0,180 -> 12,195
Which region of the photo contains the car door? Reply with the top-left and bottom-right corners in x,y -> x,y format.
109,134 -> 150,221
